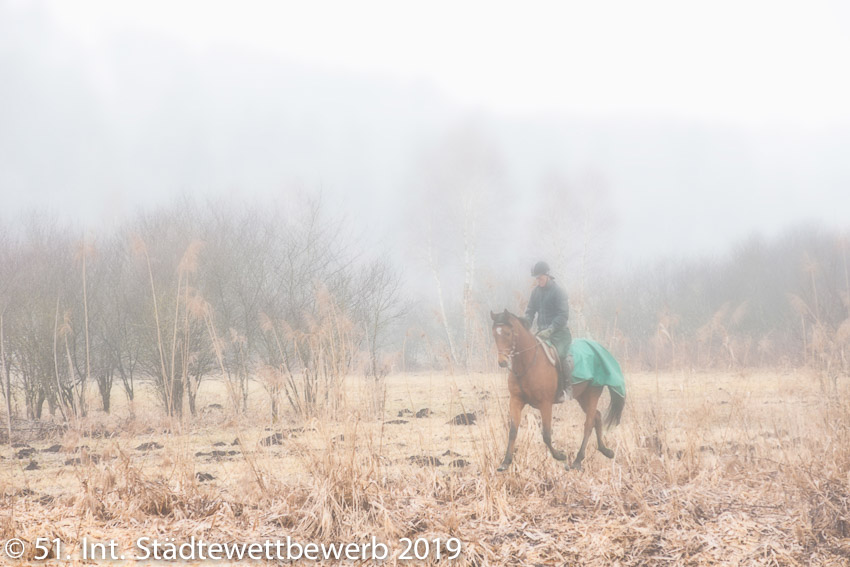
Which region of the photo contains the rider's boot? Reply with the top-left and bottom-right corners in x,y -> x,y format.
554,357 -> 572,403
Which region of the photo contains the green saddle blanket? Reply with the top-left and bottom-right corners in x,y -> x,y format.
568,338 -> 626,398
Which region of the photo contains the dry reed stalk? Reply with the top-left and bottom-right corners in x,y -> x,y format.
76,238 -> 94,418
0,313 -> 10,445
199,301 -> 267,494
132,235 -> 171,419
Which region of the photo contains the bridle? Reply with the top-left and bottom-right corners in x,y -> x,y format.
494,323 -> 540,379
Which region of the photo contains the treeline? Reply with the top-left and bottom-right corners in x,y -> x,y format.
0,198 -> 405,424
403,222 -> 849,381
585,225 -> 850,378
1,195 -> 847,429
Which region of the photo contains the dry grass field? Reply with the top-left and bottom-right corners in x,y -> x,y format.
2,368 -> 849,566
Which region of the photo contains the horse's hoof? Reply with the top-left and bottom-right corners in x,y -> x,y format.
567,462 -> 582,471
600,447 -> 615,459
497,463 -> 509,472
552,451 -> 567,461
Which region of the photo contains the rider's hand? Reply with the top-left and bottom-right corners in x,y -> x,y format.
537,328 -> 553,339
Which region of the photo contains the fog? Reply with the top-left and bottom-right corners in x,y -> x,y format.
3,1 -> 848,262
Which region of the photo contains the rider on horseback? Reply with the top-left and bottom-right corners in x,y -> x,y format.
525,261 -> 572,403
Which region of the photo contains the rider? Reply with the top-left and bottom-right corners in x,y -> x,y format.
525,261 -> 572,402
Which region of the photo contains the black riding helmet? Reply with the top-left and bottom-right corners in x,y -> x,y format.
531,261 -> 550,277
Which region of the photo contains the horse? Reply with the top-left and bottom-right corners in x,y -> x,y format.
490,309 -> 626,471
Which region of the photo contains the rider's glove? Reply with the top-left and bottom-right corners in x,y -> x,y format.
537,327 -> 553,340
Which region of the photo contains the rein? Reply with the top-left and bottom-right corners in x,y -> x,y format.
497,325 -> 541,380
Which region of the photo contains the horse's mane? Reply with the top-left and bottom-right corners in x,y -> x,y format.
492,310 -> 531,331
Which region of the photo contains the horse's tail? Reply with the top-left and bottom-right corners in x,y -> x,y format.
605,388 -> 625,428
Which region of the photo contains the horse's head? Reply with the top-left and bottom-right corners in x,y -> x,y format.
491,309 -> 521,368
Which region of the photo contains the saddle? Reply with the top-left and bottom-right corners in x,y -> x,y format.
536,337 -> 574,375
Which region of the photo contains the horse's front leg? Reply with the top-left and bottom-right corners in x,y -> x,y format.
498,396 -> 525,471
540,401 -> 566,461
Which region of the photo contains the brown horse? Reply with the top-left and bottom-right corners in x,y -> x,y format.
491,309 -> 624,471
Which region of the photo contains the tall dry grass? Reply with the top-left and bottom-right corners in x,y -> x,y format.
2,368 -> 849,565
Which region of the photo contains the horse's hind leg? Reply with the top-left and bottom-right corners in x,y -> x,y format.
540,402 -> 566,462
569,409 -> 594,470
594,410 -> 614,459
569,387 -> 601,470
498,396 -> 524,472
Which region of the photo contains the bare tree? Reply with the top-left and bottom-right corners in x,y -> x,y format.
97,232 -> 145,406
0,227 -> 18,442
2,217 -> 77,420
199,204 -> 276,413
409,121 -> 506,370
355,258 -> 407,379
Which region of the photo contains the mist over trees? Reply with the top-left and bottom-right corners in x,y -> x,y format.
0,183 -> 847,440
586,226 -> 850,380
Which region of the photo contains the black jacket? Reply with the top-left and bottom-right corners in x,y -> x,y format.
525,280 -> 569,332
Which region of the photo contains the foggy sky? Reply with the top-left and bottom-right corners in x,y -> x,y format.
1,0 -> 848,268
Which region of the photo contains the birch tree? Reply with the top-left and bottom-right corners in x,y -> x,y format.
411,121 -> 506,369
